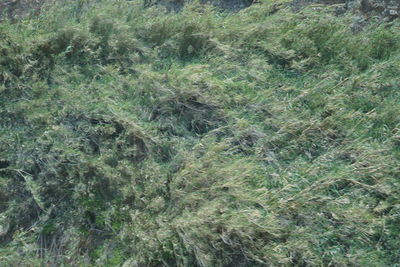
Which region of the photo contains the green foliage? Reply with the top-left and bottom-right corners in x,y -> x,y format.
1,0 -> 400,266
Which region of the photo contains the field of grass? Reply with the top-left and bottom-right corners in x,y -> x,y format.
0,0 -> 400,266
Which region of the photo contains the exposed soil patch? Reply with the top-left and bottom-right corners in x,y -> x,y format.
145,0 -> 254,12
206,0 -> 254,11
292,0 -> 400,22
292,0 -> 346,8
0,0 -> 44,21
356,0 -> 400,21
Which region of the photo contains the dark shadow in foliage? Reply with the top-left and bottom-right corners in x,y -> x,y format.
0,30 -> 25,84
89,15 -> 114,61
32,27 -> 91,82
0,160 -> 10,169
179,24 -> 215,59
0,169 -> 42,245
61,113 -> 151,162
88,15 -> 148,68
149,87 -> 225,135
0,110 -> 156,260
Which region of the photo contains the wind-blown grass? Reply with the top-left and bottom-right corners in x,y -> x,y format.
0,0 -> 399,266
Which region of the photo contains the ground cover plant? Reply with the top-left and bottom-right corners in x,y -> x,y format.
0,0 -> 400,266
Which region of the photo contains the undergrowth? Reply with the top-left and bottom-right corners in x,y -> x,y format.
0,0 -> 400,266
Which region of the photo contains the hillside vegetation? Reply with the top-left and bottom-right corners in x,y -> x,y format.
1,0 -> 400,266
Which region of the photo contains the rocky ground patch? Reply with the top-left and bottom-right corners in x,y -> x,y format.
0,0 -> 45,20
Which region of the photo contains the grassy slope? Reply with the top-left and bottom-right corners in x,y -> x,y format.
0,0 -> 400,266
